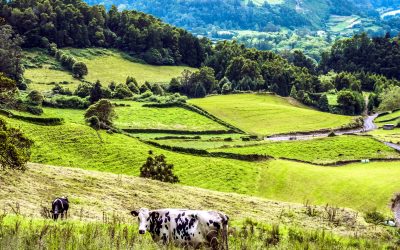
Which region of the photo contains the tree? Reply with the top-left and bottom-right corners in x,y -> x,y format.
168,78 -> 181,93
72,62 -> 88,78
378,85 -> 400,111
84,99 -> 116,128
0,118 -> 33,171
27,90 -> 44,106
334,72 -> 360,91
140,151 -> 179,183
0,25 -> 24,82
289,85 -> 297,98
75,82 -> 94,98
337,90 -> 365,115
0,72 -> 18,107
113,83 -> 133,99
151,83 -> 164,96
318,94 -> 329,112
89,81 -> 103,104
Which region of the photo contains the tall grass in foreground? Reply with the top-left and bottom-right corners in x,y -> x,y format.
0,215 -> 398,250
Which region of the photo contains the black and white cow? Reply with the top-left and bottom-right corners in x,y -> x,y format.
51,197 -> 69,221
391,193 -> 400,227
131,208 -> 229,249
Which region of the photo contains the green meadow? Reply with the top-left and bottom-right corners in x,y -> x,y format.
0,164 -> 396,250
112,100 -> 227,131
369,128 -> 400,144
211,135 -> 399,164
189,93 -> 356,136
375,110 -> 400,123
1,111 -> 400,213
65,48 -> 193,85
23,48 -> 193,92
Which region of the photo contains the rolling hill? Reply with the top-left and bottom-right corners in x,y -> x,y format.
1,106 -> 400,213
0,163 -> 395,249
23,49 -> 193,93
189,93 -> 356,136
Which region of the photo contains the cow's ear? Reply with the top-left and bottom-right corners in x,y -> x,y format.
131,210 -> 139,217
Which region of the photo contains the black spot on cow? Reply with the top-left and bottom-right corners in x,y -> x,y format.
213,222 -> 221,229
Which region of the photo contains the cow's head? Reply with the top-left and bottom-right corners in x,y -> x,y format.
131,208 -> 151,234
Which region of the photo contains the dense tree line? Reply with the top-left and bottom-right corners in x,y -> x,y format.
0,0 -> 207,67
319,33 -> 400,80
169,41 -> 320,98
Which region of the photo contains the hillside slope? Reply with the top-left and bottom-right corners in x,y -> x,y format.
2,110 -> 400,213
85,0 -> 381,31
0,163 -> 382,237
189,93 -> 355,135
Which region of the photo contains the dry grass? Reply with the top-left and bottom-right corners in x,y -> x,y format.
0,163 -> 389,238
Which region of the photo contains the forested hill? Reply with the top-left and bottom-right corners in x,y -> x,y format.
0,0 -> 207,67
83,0 -> 400,32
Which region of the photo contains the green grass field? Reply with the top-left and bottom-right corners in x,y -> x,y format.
23,48 -> 194,92
149,137 -> 267,150
1,112 -> 400,213
211,135 -> 399,164
23,49 -> 82,92
375,110 -> 400,123
0,163 -> 396,250
189,94 -> 355,136
369,128 -> 400,144
112,100 -> 227,131
24,68 -> 82,92
64,48 -> 194,85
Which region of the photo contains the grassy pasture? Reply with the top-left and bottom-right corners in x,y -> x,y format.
112,100 -> 227,131
211,135 -> 399,164
23,49 -> 82,92
24,68 -> 82,92
64,48 -> 194,85
23,48 -> 194,92
189,93 -> 355,136
149,138 -> 267,150
375,110 -> 400,123
2,114 -> 260,195
369,128 -> 400,144
257,160 -> 400,214
1,113 -> 400,213
2,216 -> 394,250
0,164 -> 396,249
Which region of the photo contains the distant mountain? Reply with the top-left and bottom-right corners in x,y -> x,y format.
84,0 -> 400,61
84,0 -> 399,32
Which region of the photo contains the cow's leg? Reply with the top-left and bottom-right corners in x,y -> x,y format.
207,231 -> 219,250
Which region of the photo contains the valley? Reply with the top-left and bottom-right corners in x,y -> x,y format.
1,0 -> 400,248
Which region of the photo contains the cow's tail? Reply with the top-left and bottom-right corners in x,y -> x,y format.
220,213 -> 229,250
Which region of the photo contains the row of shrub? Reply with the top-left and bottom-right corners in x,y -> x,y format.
0,109 -> 63,125
141,139 -> 271,162
154,135 -> 201,140
122,128 -> 234,135
43,95 -> 90,109
49,43 -> 88,78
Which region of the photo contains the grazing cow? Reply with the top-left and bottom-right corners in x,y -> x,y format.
51,197 -> 69,221
391,193 -> 400,227
131,208 -> 229,249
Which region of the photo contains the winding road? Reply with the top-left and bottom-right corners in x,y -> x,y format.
265,113 -> 400,153
265,114 -> 380,142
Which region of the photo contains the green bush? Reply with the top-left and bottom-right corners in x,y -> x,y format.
43,95 -> 90,109
26,105 -> 43,115
140,151 -> 179,183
